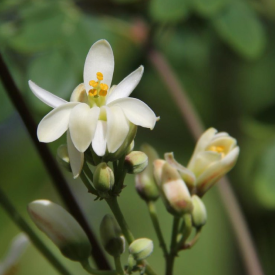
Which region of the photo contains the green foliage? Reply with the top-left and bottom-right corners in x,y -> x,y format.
191,0 -> 229,17
213,2 -> 266,59
149,0 -> 189,22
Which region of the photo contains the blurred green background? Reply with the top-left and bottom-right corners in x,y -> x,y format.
1,0 -> 275,274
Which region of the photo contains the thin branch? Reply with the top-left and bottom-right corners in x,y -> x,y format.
148,48 -> 264,275
0,52 -> 111,270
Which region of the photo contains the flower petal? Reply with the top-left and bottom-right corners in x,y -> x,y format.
83,40 -> 114,93
37,102 -> 79,142
105,106 -> 130,153
106,66 -> 144,104
67,131 -> 84,179
70,83 -> 88,104
92,121 -> 107,156
28,80 -> 67,108
69,104 -> 100,152
108,98 -> 157,129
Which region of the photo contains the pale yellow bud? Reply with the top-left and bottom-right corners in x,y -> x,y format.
191,195 -> 207,228
129,238 -> 153,261
125,151 -> 148,174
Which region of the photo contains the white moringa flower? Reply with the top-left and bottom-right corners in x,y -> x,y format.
29,39 -> 158,178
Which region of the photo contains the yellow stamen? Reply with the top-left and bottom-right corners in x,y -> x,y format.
96,72 -> 103,81
100,83 -> 108,91
208,145 -> 225,158
99,89 -> 107,96
89,80 -> 98,87
89,89 -> 98,96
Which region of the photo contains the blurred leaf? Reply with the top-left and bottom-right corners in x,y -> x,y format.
254,140 -> 275,209
149,0 -> 189,22
27,50 -> 78,113
191,0 -> 229,17
213,2 -> 266,59
112,0 -> 138,3
0,84 -> 14,123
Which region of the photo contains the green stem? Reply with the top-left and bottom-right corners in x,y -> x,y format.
182,228 -> 202,250
105,197 -> 134,244
114,256 -> 124,275
81,258 -> 116,275
83,161 -> 94,182
80,171 -> 97,195
147,201 -> 168,257
166,217 -> 180,275
0,188 -> 73,275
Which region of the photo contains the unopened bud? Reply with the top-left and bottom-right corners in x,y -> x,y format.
154,161 -> 193,216
28,200 -> 91,261
191,195 -> 207,228
135,144 -> 159,201
129,238 -> 153,261
56,145 -> 71,172
100,215 -> 125,256
93,163 -> 114,198
125,151 -> 148,174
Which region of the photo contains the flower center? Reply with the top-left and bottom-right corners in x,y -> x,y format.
88,72 -> 108,98
208,145 -> 225,158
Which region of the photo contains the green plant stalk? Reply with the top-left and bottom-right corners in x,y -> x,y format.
83,161 -> 94,182
166,217 -> 180,275
182,228 -> 202,250
80,170 -> 97,195
147,201 -> 168,258
0,187 -> 73,275
81,259 -> 117,275
114,256 -> 124,275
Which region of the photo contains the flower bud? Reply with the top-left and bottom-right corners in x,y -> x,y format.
56,144 -> 71,172
93,163 -> 114,198
100,215 -> 125,256
129,238 -> 153,261
154,161 -> 193,216
105,124 -> 137,161
28,200 -> 91,261
187,128 -> 239,196
125,151 -> 148,174
135,144 -> 159,201
191,195 -> 207,228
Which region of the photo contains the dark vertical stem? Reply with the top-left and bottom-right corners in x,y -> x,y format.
0,53 -> 110,270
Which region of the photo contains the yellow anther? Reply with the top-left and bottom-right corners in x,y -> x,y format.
208,146 -> 225,157
99,89 -> 107,97
89,89 -> 98,96
96,72 -> 103,81
100,83 -> 108,91
89,80 -> 98,87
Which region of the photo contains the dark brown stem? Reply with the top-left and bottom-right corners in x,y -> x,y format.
0,53 -> 110,270
148,48 -> 264,275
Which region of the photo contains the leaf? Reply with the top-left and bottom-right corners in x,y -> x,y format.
213,2 -> 266,59
191,0 -> 228,17
149,0 -> 189,22
254,140 -> 275,209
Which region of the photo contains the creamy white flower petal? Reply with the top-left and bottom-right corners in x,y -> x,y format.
29,80 -> 67,108
108,98 -> 157,129
37,102 -> 79,142
105,106 -> 130,153
83,40 -> 114,93
106,66 -> 144,104
67,131 -> 84,179
207,136 -> 237,154
92,121 -> 107,156
69,104 -> 100,152
70,83 -> 88,104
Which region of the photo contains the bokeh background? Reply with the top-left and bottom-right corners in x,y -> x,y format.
1,0 -> 275,274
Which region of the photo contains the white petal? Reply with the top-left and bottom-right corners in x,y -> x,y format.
106,66 -> 144,104
67,131 -> 84,179
70,83 -> 88,104
83,40 -> 114,93
69,104 -> 100,152
105,106 -> 130,153
108,98 -> 157,129
92,121 -> 107,156
37,102 -> 79,142
28,80 -> 67,108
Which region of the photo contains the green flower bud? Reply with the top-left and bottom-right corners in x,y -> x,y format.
56,145 -> 71,172
93,163 -> 114,198
28,200 -> 91,261
135,144 -> 159,201
191,195 -> 207,228
125,151 -> 148,174
129,238 -> 153,261
154,161 -> 193,216
100,215 -> 125,256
